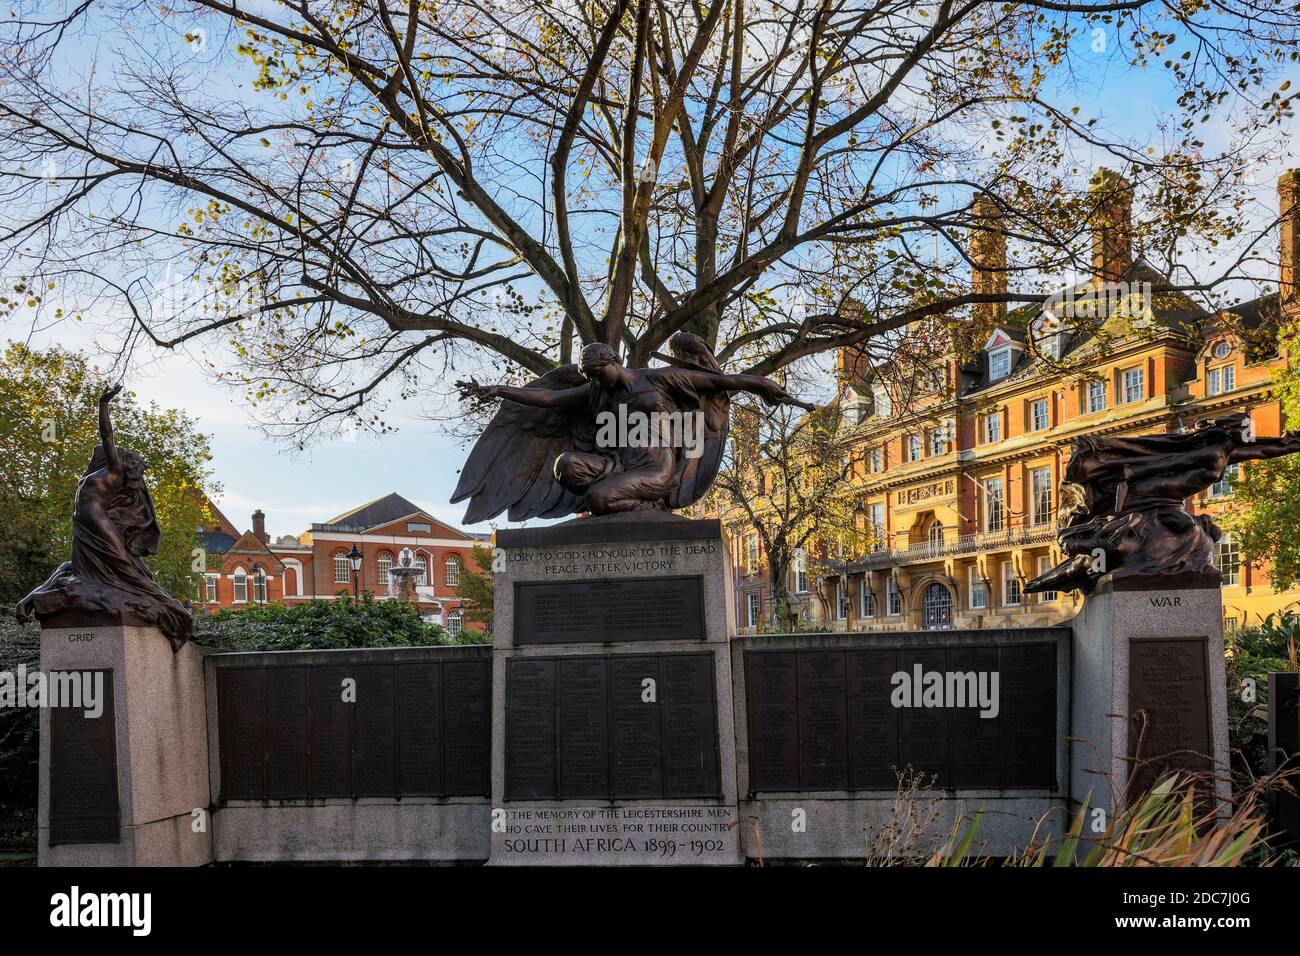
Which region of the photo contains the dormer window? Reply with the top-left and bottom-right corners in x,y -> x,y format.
982,328 -> 1023,383
989,347 -> 1012,381
871,385 -> 892,417
1033,312 -> 1067,361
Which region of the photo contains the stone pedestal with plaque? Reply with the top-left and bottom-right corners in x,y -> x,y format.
1068,573 -> 1230,819
37,615 -> 212,866
488,514 -> 741,865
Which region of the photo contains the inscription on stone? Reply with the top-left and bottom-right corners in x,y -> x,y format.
514,576 -> 705,644
505,652 -> 719,800
49,670 -> 119,846
1128,637 -> 1212,798
745,643 -> 1058,793
217,657 -> 491,801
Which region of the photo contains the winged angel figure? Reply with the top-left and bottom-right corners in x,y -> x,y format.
452,334 -> 814,522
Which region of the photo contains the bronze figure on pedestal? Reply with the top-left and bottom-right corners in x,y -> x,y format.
17,386 -> 193,650
1026,413 -> 1300,595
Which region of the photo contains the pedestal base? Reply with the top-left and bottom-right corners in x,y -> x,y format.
1069,582 -> 1230,819
38,622 -> 212,866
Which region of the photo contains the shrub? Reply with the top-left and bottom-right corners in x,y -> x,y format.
1226,612 -> 1300,780
191,592 -> 474,651
0,613 -> 39,817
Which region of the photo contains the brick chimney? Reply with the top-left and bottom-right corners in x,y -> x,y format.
1089,167 -> 1133,288
1280,169 -> 1299,308
970,194 -> 1007,324
252,509 -> 268,544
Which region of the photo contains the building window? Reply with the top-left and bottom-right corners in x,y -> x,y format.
1207,365 -> 1236,396
1030,466 -> 1053,526
1036,555 -> 1058,602
445,555 -> 462,588
969,567 -> 987,609
1214,534 -> 1241,585
205,574 -> 218,603
793,551 -> 808,593
982,412 -> 1002,444
1087,379 -> 1107,412
868,447 -> 883,473
989,347 -> 1011,381
833,579 -> 849,620
906,434 -> 923,462
377,552 -> 392,586
983,476 -> 1005,532
1121,366 -> 1145,404
447,609 -> 463,636
744,535 -> 760,574
253,573 -> 268,603
870,503 -> 887,551
860,579 -> 876,617
1209,463 -> 1239,498
1030,398 -> 1049,432
746,592 -> 760,628
414,554 -> 429,586
233,567 -> 248,603
928,522 -> 945,549
872,386 -> 892,417
333,552 -> 351,585
1003,562 -> 1022,606
929,428 -> 946,456
886,577 -> 902,616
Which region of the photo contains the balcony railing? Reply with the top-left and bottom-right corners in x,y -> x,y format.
819,522 -> 1058,573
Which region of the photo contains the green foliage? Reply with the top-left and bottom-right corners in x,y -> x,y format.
191,591 -> 486,651
933,774 -> 1267,867
0,614 -> 39,814
1226,611 -> 1300,779
457,544 -> 495,632
1230,328 -> 1300,588
0,342 -> 217,604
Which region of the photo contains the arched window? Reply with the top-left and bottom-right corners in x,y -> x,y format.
377,552 -> 393,586
333,551 -> 351,584
233,566 -> 248,603
922,583 -> 952,630
445,555 -> 462,588
283,566 -> 298,597
414,554 -> 428,586
448,609 -> 463,636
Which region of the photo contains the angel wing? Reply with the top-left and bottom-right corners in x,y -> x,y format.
450,365 -> 593,523
658,332 -> 730,509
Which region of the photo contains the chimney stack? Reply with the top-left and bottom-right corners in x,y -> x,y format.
1089,168 -> 1133,288
252,509 -> 267,544
1280,169 -> 1299,308
970,194 -> 1007,325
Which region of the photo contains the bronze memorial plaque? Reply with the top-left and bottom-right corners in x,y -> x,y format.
217,658 -> 491,801
1128,637 -> 1212,798
513,576 -> 705,644
505,651 -> 719,800
745,643 -> 1057,794
49,670 -> 119,846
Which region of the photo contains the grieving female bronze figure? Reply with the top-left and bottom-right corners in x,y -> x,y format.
452,334 -> 813,522
1026,413 -> 1300,595
17,386 -> 193,650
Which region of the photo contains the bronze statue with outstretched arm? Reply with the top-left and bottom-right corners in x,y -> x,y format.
450,336 -> 815,521
17,386 -> 194,650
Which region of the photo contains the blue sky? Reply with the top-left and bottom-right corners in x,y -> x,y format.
5,7 -> 1297,541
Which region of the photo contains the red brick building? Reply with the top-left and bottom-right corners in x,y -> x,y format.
197,493 -> 486,635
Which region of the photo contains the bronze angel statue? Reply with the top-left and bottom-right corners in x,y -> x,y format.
18,386 -> 193,650
451,334 -> 813,522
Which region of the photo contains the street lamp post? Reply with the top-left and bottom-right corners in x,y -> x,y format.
347,544 -> 363,601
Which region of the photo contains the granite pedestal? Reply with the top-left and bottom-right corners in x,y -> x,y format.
489,513 -> 741,865
1068,572 -> 1230,820
38,617 -> 212,866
